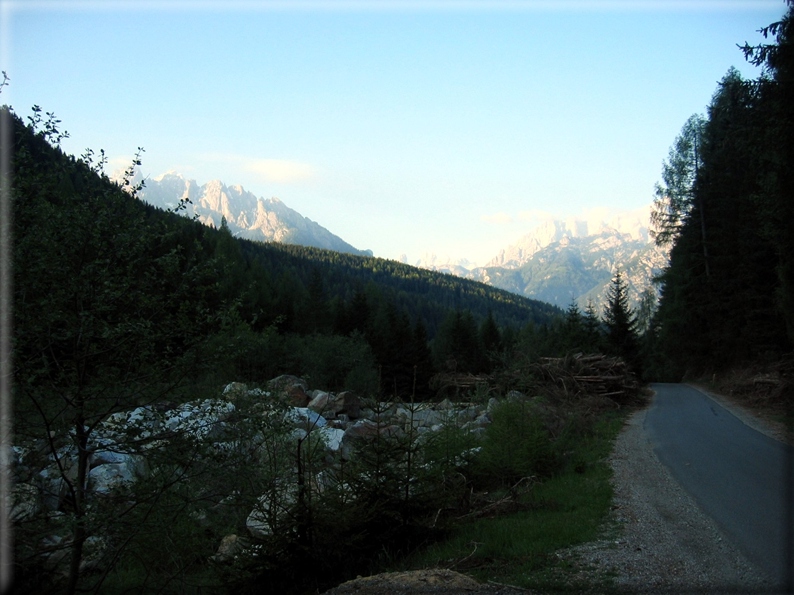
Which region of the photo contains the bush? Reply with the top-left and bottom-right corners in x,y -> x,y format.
474,400 -> 557,487
282,333 -> 379,393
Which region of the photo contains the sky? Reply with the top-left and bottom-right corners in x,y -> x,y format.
1,0 -> 787,265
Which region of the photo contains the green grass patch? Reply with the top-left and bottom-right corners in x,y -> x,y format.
398,412 -> 627,593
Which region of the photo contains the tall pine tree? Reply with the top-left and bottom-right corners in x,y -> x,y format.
603,271 -> 641,374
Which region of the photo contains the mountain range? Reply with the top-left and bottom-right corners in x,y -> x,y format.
133,171 -> 666,312
406,209 -> 668,311
134,171 -> 372,257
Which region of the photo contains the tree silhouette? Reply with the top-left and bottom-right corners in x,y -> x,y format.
603,271 -> 641,373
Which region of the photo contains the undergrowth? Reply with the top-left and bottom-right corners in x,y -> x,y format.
695,357 -> 794,439
395,412 -> 627,593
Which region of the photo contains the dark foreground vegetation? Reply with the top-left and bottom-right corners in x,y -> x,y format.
5,4 -> 794,593
642,0 -> 794,436
647,3 -> 794,386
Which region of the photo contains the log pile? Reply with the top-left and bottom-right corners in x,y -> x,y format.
429,372 -> 491,397
530,352 -> 642,405
429,353 -> 643,407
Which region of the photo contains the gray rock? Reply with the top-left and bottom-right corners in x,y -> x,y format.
247,486 -> 297,539
307,391 -> 331,413
88,454 -> 148,494
162,399 -> 235,441
211,534 -> 248,563
286,407 -> 327,431
318,427 -> 345,452
340,419 -> 379,460
267,375 -> 309,393
436,398 -> 454,410
222,382 -> 249,402
456,406 -> 480,425
334,391 -> 361,419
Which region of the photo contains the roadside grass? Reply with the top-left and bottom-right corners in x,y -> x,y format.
398,412 -> 627,593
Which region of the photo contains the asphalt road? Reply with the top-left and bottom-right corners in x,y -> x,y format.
645,383 -> 794,591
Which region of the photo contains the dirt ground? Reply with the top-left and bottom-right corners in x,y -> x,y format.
319,569 -> 530,595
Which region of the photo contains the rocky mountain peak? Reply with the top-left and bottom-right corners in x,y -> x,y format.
153,170 -> 185,182
412,205 -> 666,312
135,171 -> 369,256
485,207 -> 653,271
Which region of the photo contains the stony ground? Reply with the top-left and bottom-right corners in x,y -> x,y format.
320,569 -> 529,594
322,385 -> 785,594
557,393 -> 775,594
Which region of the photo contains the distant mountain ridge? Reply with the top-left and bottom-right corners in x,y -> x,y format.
417,207 -> 668,311
399,253 -> 479,278
135,171 -> 372,256
472,230 -> 667,311
485,208 -> 651,269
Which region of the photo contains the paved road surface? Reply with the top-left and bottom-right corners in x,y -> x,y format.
646,383 -> 794,591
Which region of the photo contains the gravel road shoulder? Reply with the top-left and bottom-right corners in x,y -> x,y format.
561,395 -> 778,594
324,388 -> 783,594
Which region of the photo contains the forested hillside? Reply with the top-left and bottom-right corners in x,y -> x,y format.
7,101 -> 561,406
647,2 -> 794,379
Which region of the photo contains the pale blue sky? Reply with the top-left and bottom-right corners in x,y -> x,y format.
1,1 -> 786,264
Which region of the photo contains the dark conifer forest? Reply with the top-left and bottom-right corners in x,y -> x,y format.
648,4 -> 794,379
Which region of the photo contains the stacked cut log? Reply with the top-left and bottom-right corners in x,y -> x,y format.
429,372 -> 490,396
531,352 -> 641,405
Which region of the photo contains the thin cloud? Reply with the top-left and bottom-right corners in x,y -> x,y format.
517,209 -> 555,223
243,158 -> 315,184
480,212 -> 513,225
198,153 -> 315,184
107,155 -> 133,173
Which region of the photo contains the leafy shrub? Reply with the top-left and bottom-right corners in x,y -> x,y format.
473,400 -> 557,487
282,333 -> 378,393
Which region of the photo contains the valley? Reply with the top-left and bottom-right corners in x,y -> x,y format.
135,169 -> 667,312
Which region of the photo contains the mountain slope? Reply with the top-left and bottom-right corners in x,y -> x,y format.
100,167 -> 560,334
418,208 -> 668,311
248,242 -> 563,338
138,171 -> 371,256
485,209 -> 650,270
472,231 -> 667,310
136,171 -> 662,312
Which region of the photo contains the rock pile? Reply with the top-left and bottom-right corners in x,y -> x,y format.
9,373 -> 506,572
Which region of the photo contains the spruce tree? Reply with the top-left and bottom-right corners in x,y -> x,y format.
651,113 -> 706,253
582,299 -> 603,353
741,1 -> 794,346
562,300 -> 585,353
479,310 -> 502,372
603,271 -> 641,372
